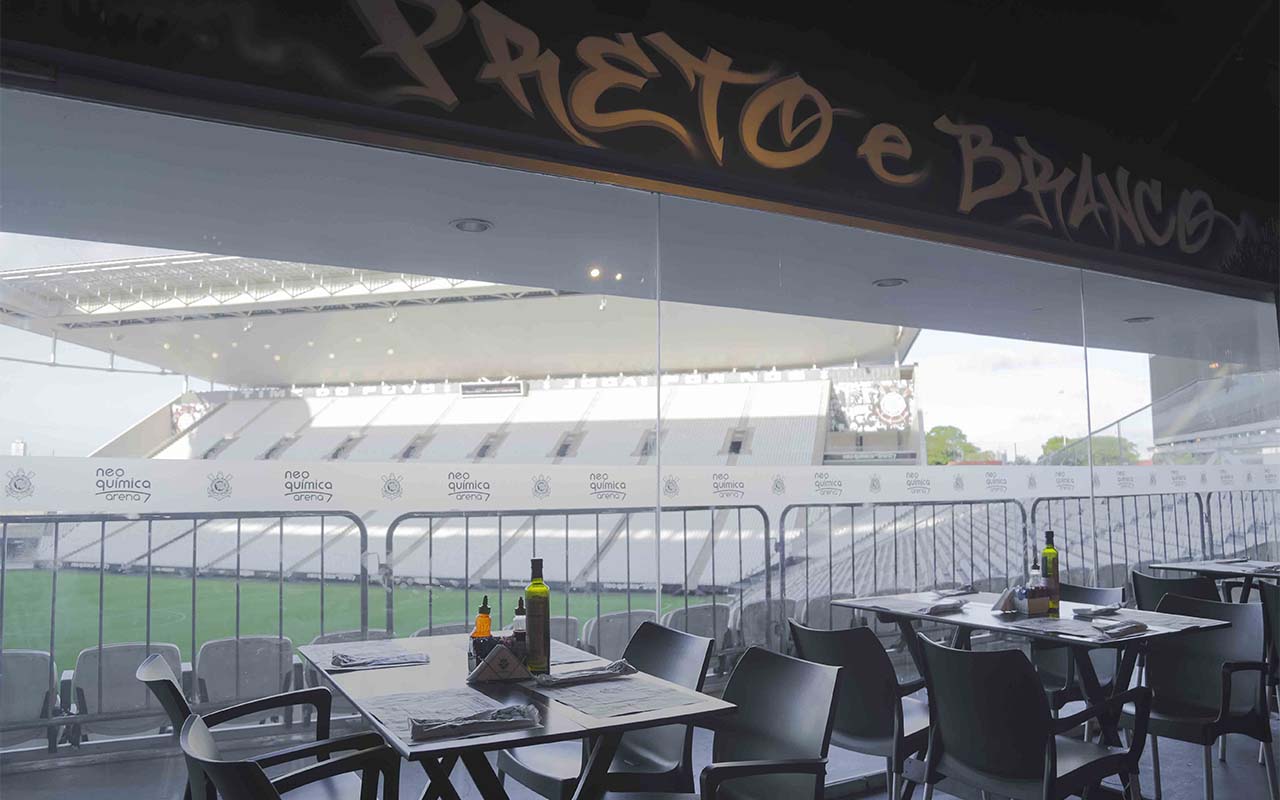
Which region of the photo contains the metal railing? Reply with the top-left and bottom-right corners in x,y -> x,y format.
0,510 -> 368,754
1205,489 -> 1280,560
383,504 -> 775,650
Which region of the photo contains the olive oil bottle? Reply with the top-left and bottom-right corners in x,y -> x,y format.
1041,530 -> 1060,614
525,558 -> 551,674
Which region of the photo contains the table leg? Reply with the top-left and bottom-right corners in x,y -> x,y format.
948,626 -> 972,650
461,752 -> 510,800
419,755 -> 461,800
1071,645 -> 1121,747
569,730 -> 622,800
1240,576 -> 1256,603
895,617 -> 926,674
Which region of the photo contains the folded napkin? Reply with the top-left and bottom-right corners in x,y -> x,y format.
1091,619 -> 1148,639
932,584 -> 976,599
409,704 -> 541,741
920,598 -> 967,615
331,650 -> 428,669
1072,603 -> 1122,620
1250,564 -> 1280,574
1215,558 -> 1250,564
533,659 -> 637,688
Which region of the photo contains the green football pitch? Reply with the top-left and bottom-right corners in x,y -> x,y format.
2,569 -> 711,666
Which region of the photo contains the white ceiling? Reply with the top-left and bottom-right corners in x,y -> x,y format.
1,88 -> 1276,373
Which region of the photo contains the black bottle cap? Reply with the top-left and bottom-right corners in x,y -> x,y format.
515,597 -> 526,616
479,595 -> 491,615
1045,530 -> 1055,546
530,557 -> 543,579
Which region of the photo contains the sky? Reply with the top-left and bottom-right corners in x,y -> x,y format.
0,233 -> 1153,459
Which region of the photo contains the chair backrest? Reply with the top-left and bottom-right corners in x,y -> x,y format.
74,642 -> 183,736
1147,594 -> 1266,717
615,622 -> 714,776
180,715 -> 279,800
789,622 -> 899,744
1131,571 -> 1218,610
731,598 -> 798,651
550,616 -> 580,646
135,652 -> 193,734
581,610 -> 656,660
1060,582 -> 1125,606
412,622 -> 473,637
801,594 -> 855,629
1,649 -> 57,747
661,603 -> 730,647
195,636 -> 293,704
1260,581 -> 1280,668
713,647 -> 840,797
308,629 -> 391,645
918,635 -> 1051,782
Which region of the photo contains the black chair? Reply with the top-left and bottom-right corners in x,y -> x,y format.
137,653 -> 385,800
180,714 -> 399,800
916,635 -> 1150,800
1259,581 -> 1280,766
1031,584 -> 1125,714
1131,571 -> 1219,609
1118,593 -> 1278,800
496,621 -> 714,798
597,646 -> 841,800
788,620 -> 928,799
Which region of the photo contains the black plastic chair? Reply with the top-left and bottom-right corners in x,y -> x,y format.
916,635 -> 1150,800
180,714 -> 399,800
1031,584 -> 1125,714
596,646 -> 841,800
1131,571 -> 1219,609
789,620 -> 928,799
1260,581 -> 1280,766
137,653 -> 379,800
1120,594 -> 1279,800
496,620 -> 714,798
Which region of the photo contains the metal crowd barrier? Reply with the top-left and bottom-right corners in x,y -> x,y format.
0,510 -> 368,756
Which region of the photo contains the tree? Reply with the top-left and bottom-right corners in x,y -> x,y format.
926,425 -> 983,465
1040,434 -> 1139,466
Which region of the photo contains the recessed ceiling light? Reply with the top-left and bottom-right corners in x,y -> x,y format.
614,272 -> 622,281
1124,316 -> 1156,324
386,348 -> 396,356
263,343 -> 271,350
211,352 -> 219,359
193,333 -> 201,340
355,337 -> 363,344
872,278 -> 909,288
328,352 -> 335,359
307,340 -> 315,347
230,342 -> 238,348
450,218 -> 493,233
589,266 -> 602,279
273,354 -> 281,362
162,342 -> 171,350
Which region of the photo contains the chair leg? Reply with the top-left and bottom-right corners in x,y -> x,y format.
1264,737 -> 1280,800
1127,771 -> 1143,800
1219,734 -> 1228,762
922,784 -> 934,800
1151,735 -> 1163,800
1203,743 -> 1215,800
885,758 -> 895,800
1262,741 -> 1267,766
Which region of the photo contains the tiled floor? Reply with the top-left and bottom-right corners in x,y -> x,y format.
3,725 -> 1276,799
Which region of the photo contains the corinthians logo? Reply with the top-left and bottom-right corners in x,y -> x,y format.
207,472 -> 233,501
5,468 -> 34,500
589,472 -> 627,501
712,472 -> 745,499
771,475 -> 786,496
284,469 -> 334,503
381,473 -> 404,500
662,475 -> 680,498
95,467 -> 151,502
531,473 -> 552,500
447,471 -> 490,502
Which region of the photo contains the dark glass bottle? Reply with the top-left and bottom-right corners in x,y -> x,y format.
1042,530 -> 1060,613
525,558 -> 551,674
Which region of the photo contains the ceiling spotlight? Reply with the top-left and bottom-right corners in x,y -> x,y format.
872,278 -> 909,288
328,352 -> 335,360
588,266 -> 602,279
450,218 -> 493,233
307,340 -> 315,347
273,354 -> 281,362
211,352 -> 219,359
231,342 -> 238,348
355,337 -> 363,344
162,342 -> 171,350
614,272 -> 622,281
193,333 -> 201,340
1209,361 -> 1221,369
1123,316 -> 1155,324
386,348 -> 396,356
263,343 -> 271,350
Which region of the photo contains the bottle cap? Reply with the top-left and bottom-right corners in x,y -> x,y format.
530,557 -> 543,579
1045,530 -> 1055,546
515,597 -> 526,616
479,595 -> 491,615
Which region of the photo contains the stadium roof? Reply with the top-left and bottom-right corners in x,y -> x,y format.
0,250 -> 916,385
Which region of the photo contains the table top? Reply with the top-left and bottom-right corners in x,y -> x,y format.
1148,559 -> 1280,578
298,634 -> 734,760
833,591 -> 1230,648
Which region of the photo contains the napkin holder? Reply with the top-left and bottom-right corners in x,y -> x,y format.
1015,592 -> 1050,617
991,587 -> 1017,614
466,644 -> 532,684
